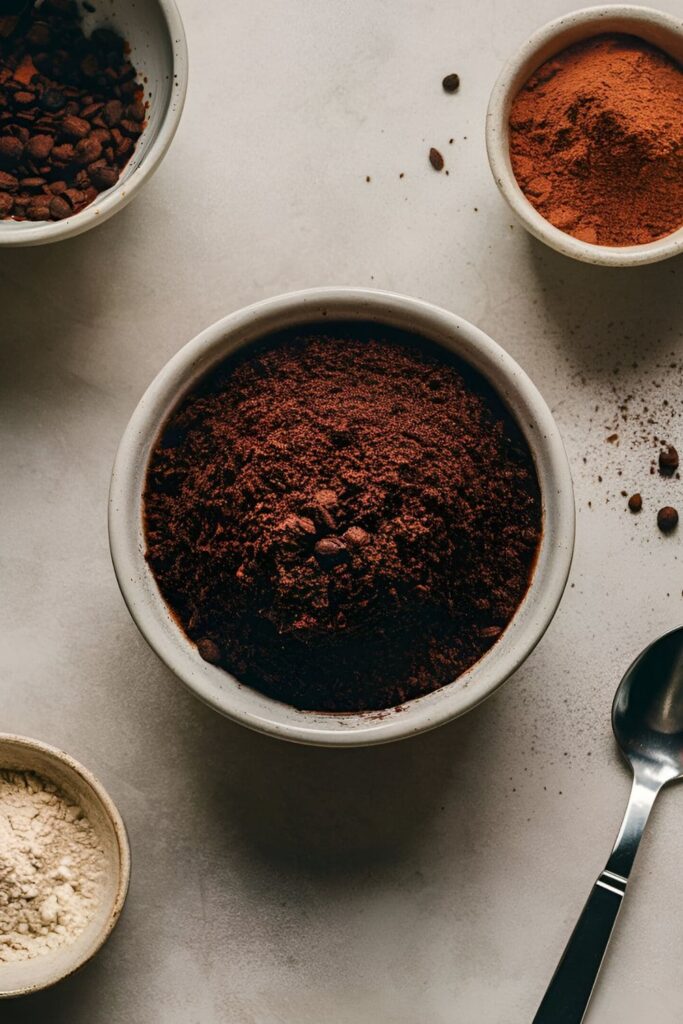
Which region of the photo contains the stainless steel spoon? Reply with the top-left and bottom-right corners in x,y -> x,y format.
533,625 -> 683,1023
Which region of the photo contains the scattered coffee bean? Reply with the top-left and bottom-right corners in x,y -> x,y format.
314,536 -> 349,569
61,115 -> 91,141
627,493 -> 642,513
659,444 -> 679,474
429,147 -> 444,171
657,506 -> 678,533
442,73 -> 460,93
197,638 -> 221,664
26,134 -> 53,161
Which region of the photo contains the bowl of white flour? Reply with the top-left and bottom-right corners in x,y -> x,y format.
0,734 -> 130,997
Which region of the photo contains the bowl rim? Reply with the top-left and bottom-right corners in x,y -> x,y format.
485,4 -> 683,267
0,732 -> 131,998
109,286 -> 575,747
0,0 -> 188,247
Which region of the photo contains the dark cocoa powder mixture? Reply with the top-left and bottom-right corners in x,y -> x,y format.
0,0 -> 145,222
144,325 -> 542,712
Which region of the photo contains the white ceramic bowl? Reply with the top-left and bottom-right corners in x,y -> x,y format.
109,288 -> 575,747
486,5 -> 683,267
0,0 -> 187,246
0,734 -> 130,997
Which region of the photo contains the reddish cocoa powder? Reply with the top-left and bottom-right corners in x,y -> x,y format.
510,34 -> 683,246
144,325 -> 542,712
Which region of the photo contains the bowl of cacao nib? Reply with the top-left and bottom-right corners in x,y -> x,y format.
0,0 -> 187,245
109,288 -> 575,747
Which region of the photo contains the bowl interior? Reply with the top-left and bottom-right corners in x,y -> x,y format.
0,0 -> 183,244
487,6 -> 683,266
0,737 -> 128,997
110,290 -> 575,746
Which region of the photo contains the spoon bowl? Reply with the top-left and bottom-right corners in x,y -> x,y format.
613,625 -> 683,781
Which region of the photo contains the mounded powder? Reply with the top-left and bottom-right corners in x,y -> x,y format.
0,769 -> 106,963
144,324 -> 542,711
510,34 -> 683,246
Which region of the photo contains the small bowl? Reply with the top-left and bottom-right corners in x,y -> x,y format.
486,5 -> 683,267
0,734 -> 130,997
109,287 -> 575,747
0,0 -> 187,247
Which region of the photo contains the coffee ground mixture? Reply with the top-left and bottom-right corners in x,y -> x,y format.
510,34 -> 683,246
0,1 -> 145,222
144,326 -> 542,712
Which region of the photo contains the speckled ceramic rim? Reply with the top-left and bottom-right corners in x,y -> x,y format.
0,733 -> 131,998
109,287 -> 575,747
486,5 -> 683,267
0,0 -> 188,247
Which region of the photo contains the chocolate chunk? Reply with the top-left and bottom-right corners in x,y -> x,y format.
627,493 -> 642,513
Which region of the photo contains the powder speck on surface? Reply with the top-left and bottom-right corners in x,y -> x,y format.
0,770 -> 106,963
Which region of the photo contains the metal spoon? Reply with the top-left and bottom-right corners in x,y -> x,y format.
533,625 -> 683,1023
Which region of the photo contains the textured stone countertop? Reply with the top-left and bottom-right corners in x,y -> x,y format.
1,0 -> 682,1020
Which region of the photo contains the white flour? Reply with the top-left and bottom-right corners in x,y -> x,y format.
0,769 -> 106,962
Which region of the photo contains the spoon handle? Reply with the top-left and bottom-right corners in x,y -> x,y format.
532,774 -> 660,1024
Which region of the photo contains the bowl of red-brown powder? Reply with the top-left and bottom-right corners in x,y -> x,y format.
109,288 -> 575,746
486,6 -> 683,266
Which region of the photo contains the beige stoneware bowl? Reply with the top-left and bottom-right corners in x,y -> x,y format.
0,0 -> 187,246
486,5 -> 683,267
0,734 -> 130,997
109,287 -> 575,747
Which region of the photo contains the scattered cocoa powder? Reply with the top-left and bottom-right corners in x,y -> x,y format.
144,324 -> 542,712
509,34 -> 683,246
0,0 -> 146,221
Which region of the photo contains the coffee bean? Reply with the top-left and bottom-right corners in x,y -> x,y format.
197,638 -> 221,665
314,536 -> 350,568
657,506 -> 678,533
26,203 -> 49,220
343,526 -> 370,549
20,176 -> 46,189
480,625 -> 502,639
13,91 -> 36,108
0,170 -> 18,191
442,73 -> 460,93
127,99 -> 145,123
627,493 -> 642,513
429,147 -> 444,171
86,160 -> 118,190
39,88 -> 66,113
114,136 -> 133,163
61,114 -> 90,140
119,117 -> 142,138
102,98 -> 123,127
659,444 -> 679,474
0,135 -> 23,165
26,22 -> 52,50
51,142 -> 74,164
0,191 -> 12,215
49,194 -> 71,219
26,133 -> 53,160
74,135 -> 102,165
278,514 -> 316,548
